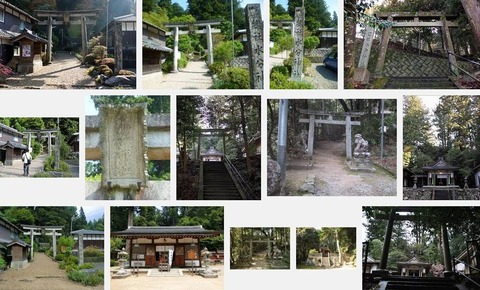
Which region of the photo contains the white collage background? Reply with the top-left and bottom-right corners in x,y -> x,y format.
4,0 -> 478,289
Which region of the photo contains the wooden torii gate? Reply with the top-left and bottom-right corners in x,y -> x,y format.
35,9 -> 99,63
22,225 -> 63,261
298,109 -> 363,159
164,20 -> 222,72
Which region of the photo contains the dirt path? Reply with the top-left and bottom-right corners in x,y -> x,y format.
143,61 -> 213,89
3,52 -> 95,89
0,252 -> 102,290
286,141 -> 396,196
0,154 -> 48,177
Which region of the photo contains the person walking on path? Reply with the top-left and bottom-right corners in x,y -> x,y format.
21,149 -> 32,176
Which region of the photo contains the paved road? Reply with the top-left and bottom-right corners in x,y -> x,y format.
3,52 -> 95,89
143,61 -> 213,89
0,252 -> 102,290
304,63 -> 338,89
0,154 -> 48,177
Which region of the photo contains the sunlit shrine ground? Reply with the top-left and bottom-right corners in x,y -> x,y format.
285,141 -> 396,196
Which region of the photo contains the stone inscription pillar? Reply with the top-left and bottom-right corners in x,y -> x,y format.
291,7 -> 305,81
206,25 -> 214,66
354,25 -> 375,84
81,16 -> 88,58
245,4 -> 264,89
307,114 -> 315,157
114,21 -> 123,74
172,27 -> 179,72
375,16 -> 393,76
78,234 -> 84,265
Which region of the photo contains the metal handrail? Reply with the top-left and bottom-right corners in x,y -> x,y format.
223,156 -> 256,200
446,50 -> 480,83
454,257 -> 480,273
453,258 -> 480,289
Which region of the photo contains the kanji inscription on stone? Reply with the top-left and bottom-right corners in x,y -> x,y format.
100,104 -> 148,189
291,7 -> 305,82
358,25 -> 375,68
245,4 -> 264,89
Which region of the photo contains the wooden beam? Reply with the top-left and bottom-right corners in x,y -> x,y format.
38,20 -> 97,25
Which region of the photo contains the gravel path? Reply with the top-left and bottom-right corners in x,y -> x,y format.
304,63 -> 338,89
143,61 -> 213,89
2,52 -> 95,89
110,264 -> 224,290
286,141 -> 396,196
0,252 -> 102,290
0,154 -> 48,177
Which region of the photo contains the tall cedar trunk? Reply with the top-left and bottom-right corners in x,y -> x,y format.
239,97 -> 253,180
461,0 -> 480,49
344,0 -> 357,88
335,229 -> 342,265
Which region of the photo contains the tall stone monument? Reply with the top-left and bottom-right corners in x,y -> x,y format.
354,25 -> 375,84
245,4 -> 264,89
99,103 -> 148,199
291,7 -> 305,81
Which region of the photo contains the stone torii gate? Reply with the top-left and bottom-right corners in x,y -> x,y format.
164,20 -> 222,72
197,129 -> 229,160
298,109 -> 362,159
270,19 -> 295,37
35,9 -> 99,63
22,225 -> 63,261
355,12 -> 459,83
23,129 -> 59,156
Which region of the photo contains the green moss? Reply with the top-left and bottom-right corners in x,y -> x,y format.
372,77 -> 389,89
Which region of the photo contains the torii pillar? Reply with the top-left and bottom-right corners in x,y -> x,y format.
206,25 -> 213,66
46,17 -> 53,64
172,26 -> 179,72
23,227 -> 41,261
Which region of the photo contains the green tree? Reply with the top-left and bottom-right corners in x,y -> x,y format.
213,40 -> 244,64
296,227 -> 320,263
288,0 -> 332,31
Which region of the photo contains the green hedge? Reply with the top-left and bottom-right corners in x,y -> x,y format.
213,67 -> 250,89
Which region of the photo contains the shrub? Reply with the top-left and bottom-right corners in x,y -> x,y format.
92,45 -> 107,59
78,263 -> 93,270
304,36 -> 320,51
84,246 -> 103,257
213,40 -> 244,64
283,56 -> 311,74
0,61 -> 13,82
213,67 -> 250,89
270,65 -> 289,77
55,253 -> 65,261
98,65 -> 113,77
101,58 -> 115,70
208,62 -> 225,75
86,66 -> 98,77
0,256 -> 6,269
270,28 -> 288,43
270,70 -> 314,89
68,270 -> 103,287
83,54 -> 96,66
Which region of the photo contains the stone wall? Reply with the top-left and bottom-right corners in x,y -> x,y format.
305,48 -> 331,63
232,56 -> 249,69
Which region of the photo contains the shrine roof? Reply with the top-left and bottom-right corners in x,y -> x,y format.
200,147 -> 223,156
397,257 -> 431,266
7,240 -> 30,248
11,29 -> 48,44
111,225 -> 219,238
0,140 -> 28,150
113,14 -> 136,22
421,157 -> 459,171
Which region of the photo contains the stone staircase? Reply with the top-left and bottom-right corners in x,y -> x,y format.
202,161 -> 242,200
377,276 -> 469,290
384,77 -> 457,89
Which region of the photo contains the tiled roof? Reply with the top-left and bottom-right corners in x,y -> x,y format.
112,225 -> 219,238
143,36 -> 173,52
